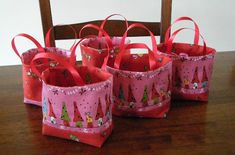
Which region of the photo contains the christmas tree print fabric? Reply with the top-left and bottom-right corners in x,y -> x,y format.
41,66 -> 113,147
107,61 -> 172,118
158,43 -> 216,101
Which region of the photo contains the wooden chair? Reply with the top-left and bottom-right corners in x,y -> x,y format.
39,0 -> 172,47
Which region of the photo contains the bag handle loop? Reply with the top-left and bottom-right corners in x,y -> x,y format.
79,23 -> 113,49
124,43 -> 156,69
114,23 -> 158,69
98,14 -> 128,37
119,23 -> 158,53
11,33 -> 44,62
31,52 -> 85,86
166,28 -> 207,55
78,24 -> 112,69
70,35 -> 110,70
164,17 -> 200,44
45,25 -> 77,51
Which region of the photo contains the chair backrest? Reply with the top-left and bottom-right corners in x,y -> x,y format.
39,0 -> 172,47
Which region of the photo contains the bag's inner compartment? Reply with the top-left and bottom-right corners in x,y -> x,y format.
22,48 -> 71,65
81,37 -> 129,50
42,66 -> 111,87
108,50 -> 171,72
80,37 -> 130,67
158,43 -> 216,57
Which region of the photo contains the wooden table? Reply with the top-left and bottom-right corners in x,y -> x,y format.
0,52 -> 235,155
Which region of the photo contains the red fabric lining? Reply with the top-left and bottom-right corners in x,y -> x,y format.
43,66 -> 111,87
158,43 -> 215,57
108,52 -> 171,72
80,37 -> 130,67
22,48 -> 70,65
21,49 -> 71,105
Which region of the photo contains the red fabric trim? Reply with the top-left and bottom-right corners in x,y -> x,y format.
42,123 -> 113,147
112,101 -> 170,118
172,91 -> 209,101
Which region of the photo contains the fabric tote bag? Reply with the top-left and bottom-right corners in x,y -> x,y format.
31,39 -> 113,147
107,23 -> 172,118
80,14 -> 130,68
158,19 -> 216,101
11,31 -> 74,106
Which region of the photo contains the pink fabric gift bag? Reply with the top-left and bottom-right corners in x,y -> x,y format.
11,28 -> 75,106
158,17 -> 216,101
31,38 -> 113,147
80,14 -> 130,68
107,23 -> 173,118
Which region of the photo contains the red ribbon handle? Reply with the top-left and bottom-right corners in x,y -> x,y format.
167,28 -> 207,55
70,34 -> 110,70
78,24 -> 112,69
114,23 -> 158,69
11,33 -> 44,62
119,23 -> 158,54
31,52 -> 85,86
79,24 -> 113,49
98,14 -> 128,37
125,43 -> 156,69
45,25 -> 77,51
114,43 -> 156,70
164,17 -> 200,44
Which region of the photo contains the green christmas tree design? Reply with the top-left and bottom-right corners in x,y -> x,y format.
151,84 -> 160,105
61,102 -> 71,126
118,84 -> 125,108
118,84 -> 125,101
42,97 -> 47,120
141,86 -> 149,107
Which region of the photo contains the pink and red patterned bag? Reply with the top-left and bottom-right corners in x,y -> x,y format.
80,14 -> 130,68
158,17 -> 216,101
11,30 -> 74,106
31,38 -> 113,147
107,23 -> 172,118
